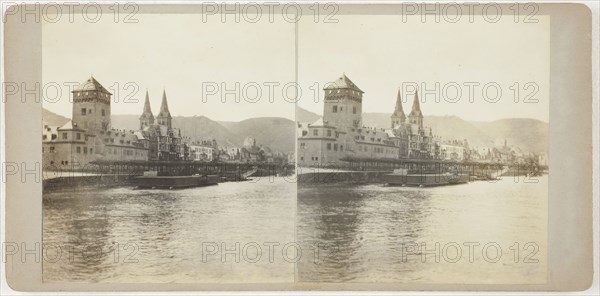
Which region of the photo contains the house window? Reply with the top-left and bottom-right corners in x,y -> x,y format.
300,156 -> 304,161
334,144 -> 338,151
300,143 -> 306,149
353,106 -> 357,114
81,108 -> 86,115
90,148 -> 93,154
340,145 -> 344,151
88,109 -> 92,114
83,147 -> 88,154
332,105 -> 337,113
327,130 -> 332,137
49,147 -> 55,153
313,130 -> 318,136
327,143 -> 331,150
42,135 -> 47,140
102,109 -> 105,116
76,133 -> 81,140
76,147 -> 81,153
62,133 -> 67,140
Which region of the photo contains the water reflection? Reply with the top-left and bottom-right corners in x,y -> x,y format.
297,177 -> 547,284
43,178 -> 296,283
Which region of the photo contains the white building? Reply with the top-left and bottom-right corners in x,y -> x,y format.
189,144 -> 215,162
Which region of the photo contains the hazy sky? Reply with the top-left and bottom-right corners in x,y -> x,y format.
297,14 -> 549,122
42,13 -> 296,121
43,11 -> 548,123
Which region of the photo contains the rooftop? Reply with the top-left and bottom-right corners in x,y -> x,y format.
323,74 -> 364,93
73,76 -> 112,94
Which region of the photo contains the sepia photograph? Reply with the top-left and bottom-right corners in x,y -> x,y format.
40,10 -> 297,283
295,12 -> 549,284
1,1 -> 596,293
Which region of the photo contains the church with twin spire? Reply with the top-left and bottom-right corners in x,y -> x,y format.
297,74 -> 438,167
139,89 -> 185,161
42,76 -> 187,169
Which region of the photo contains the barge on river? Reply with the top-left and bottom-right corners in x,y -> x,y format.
383,168 -> 469,187
134,171 -> 219,189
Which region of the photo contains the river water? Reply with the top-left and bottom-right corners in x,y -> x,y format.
43,175 -> 547,284
297,175 -> 548,284
43,177 -> 296,283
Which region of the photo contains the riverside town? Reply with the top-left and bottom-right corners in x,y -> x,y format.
42,76 -> 294,188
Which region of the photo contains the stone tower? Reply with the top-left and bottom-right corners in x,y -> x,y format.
408,89 -> 423,128
139,90 -> 155,129
72,76 -> 112,133
156,90 -> 172,129
390,89 -> 406,128
323,73 -> 364,129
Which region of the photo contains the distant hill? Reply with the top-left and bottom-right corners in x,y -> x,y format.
471,118 -> 549,154
295,106 -> 548,153
174,116 -> 242,148
42,108 -> 69,126
43,108 -> 294,153
225,117 -> 295,153
295,106 -> 321,123
111,114 -> 241,148
423,115 -> 496,149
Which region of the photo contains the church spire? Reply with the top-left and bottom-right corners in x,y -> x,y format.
390,89 -> 406,128
159,89 -> 170,116
408,89 -> 424,128
143,90 -> 153,114
409,89 -> 422,117
157,89 -> 172,128
139,90 -> 155,129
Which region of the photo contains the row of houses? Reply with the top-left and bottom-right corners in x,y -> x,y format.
297,74 -> 543,167
42,77 -> 291,170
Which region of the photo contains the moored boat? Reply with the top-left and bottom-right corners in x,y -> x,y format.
383,169 -> 469,187
134,171 -> 219,189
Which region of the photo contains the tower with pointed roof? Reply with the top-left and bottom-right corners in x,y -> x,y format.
139,90 -> 155,129
156,90 -> 172,129
390,89 -> 406,128
323,73 -> 364,129
72,76 -> 112,133
408,89 -> 423,128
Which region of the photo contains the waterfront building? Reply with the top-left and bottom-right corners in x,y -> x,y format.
42,76 -> 189,169
439,140 -> 467,161
188,139 -> 218,162
224,146 -> 241,161
138,89 -> 187,161
43,77 -> 149,169
387,89 -> 437,159
42,121 -> 97,167
189,144 -> 216,161
297,74 -> 437,167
